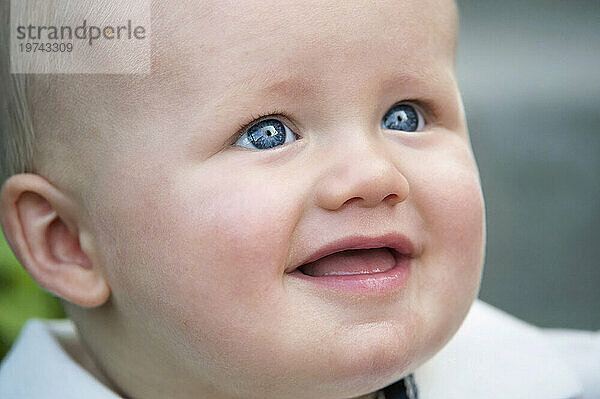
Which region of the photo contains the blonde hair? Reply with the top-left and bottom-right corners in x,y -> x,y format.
0,2 -> 36,186
0,0 -> 125,187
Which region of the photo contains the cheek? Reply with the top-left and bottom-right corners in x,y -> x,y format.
410,140 -> 485,266
408,147 -> 486,336
152,165 -> 304,322
176,172 -> 295,292
420,165 -> 485,262
90,151 -> 300,305
92,160 -> 305,367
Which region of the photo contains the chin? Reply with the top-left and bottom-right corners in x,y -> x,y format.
291,318 -> 421,397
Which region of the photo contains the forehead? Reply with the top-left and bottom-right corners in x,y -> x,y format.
33,0 -> 458,116
149,0 -> 458,100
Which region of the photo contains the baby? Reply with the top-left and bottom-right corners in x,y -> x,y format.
0,0 -> 597,398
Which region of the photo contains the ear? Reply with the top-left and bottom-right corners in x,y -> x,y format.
0,173 -> 110,307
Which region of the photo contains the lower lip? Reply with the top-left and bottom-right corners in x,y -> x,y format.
287,252 -> 411,295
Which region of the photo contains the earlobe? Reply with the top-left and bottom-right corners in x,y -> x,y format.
0,173 -> 110,307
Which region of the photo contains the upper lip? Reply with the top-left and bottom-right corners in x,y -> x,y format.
286,233 -> 416,273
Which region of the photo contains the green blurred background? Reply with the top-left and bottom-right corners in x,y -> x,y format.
0,230 -> 65,361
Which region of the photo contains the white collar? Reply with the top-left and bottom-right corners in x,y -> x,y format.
0,318 -> 120,398
0,300 -> 583,399
413,299 -> 583,399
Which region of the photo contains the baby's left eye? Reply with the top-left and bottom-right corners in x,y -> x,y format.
234,118 -> 297,150
381,103 -> 424,132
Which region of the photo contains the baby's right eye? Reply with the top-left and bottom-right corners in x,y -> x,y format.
233,118 -> 297,150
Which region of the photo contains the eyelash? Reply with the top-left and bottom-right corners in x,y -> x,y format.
397,99 -> 437,124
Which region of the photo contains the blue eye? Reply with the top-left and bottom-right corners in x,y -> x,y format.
234,118 -> 297,150
381,103 -> 424,132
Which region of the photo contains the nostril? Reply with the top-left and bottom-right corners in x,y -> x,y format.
384,192 -> 406,205
342,197 -> 364,207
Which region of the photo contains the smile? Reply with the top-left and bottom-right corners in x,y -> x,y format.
297,247 -> 398,277
286,234 -> 415,295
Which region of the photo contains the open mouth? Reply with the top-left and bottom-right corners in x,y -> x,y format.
297,247 -> 400,277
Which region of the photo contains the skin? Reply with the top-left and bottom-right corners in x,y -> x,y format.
0,0 -> 486,398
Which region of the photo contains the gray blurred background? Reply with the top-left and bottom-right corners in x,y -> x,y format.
456,0 -> 600,330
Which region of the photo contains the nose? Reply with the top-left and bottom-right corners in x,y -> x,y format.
314,139 -> 409,211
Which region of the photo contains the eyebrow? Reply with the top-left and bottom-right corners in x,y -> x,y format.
213,72 -> 321,111
209,64 -> 457,130
215,63 -> 451,104
262,75 -> 319,98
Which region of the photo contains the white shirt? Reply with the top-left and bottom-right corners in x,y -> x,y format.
1,299 -> 598,398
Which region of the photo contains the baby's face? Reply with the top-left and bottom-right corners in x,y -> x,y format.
62,0 -> 485,397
